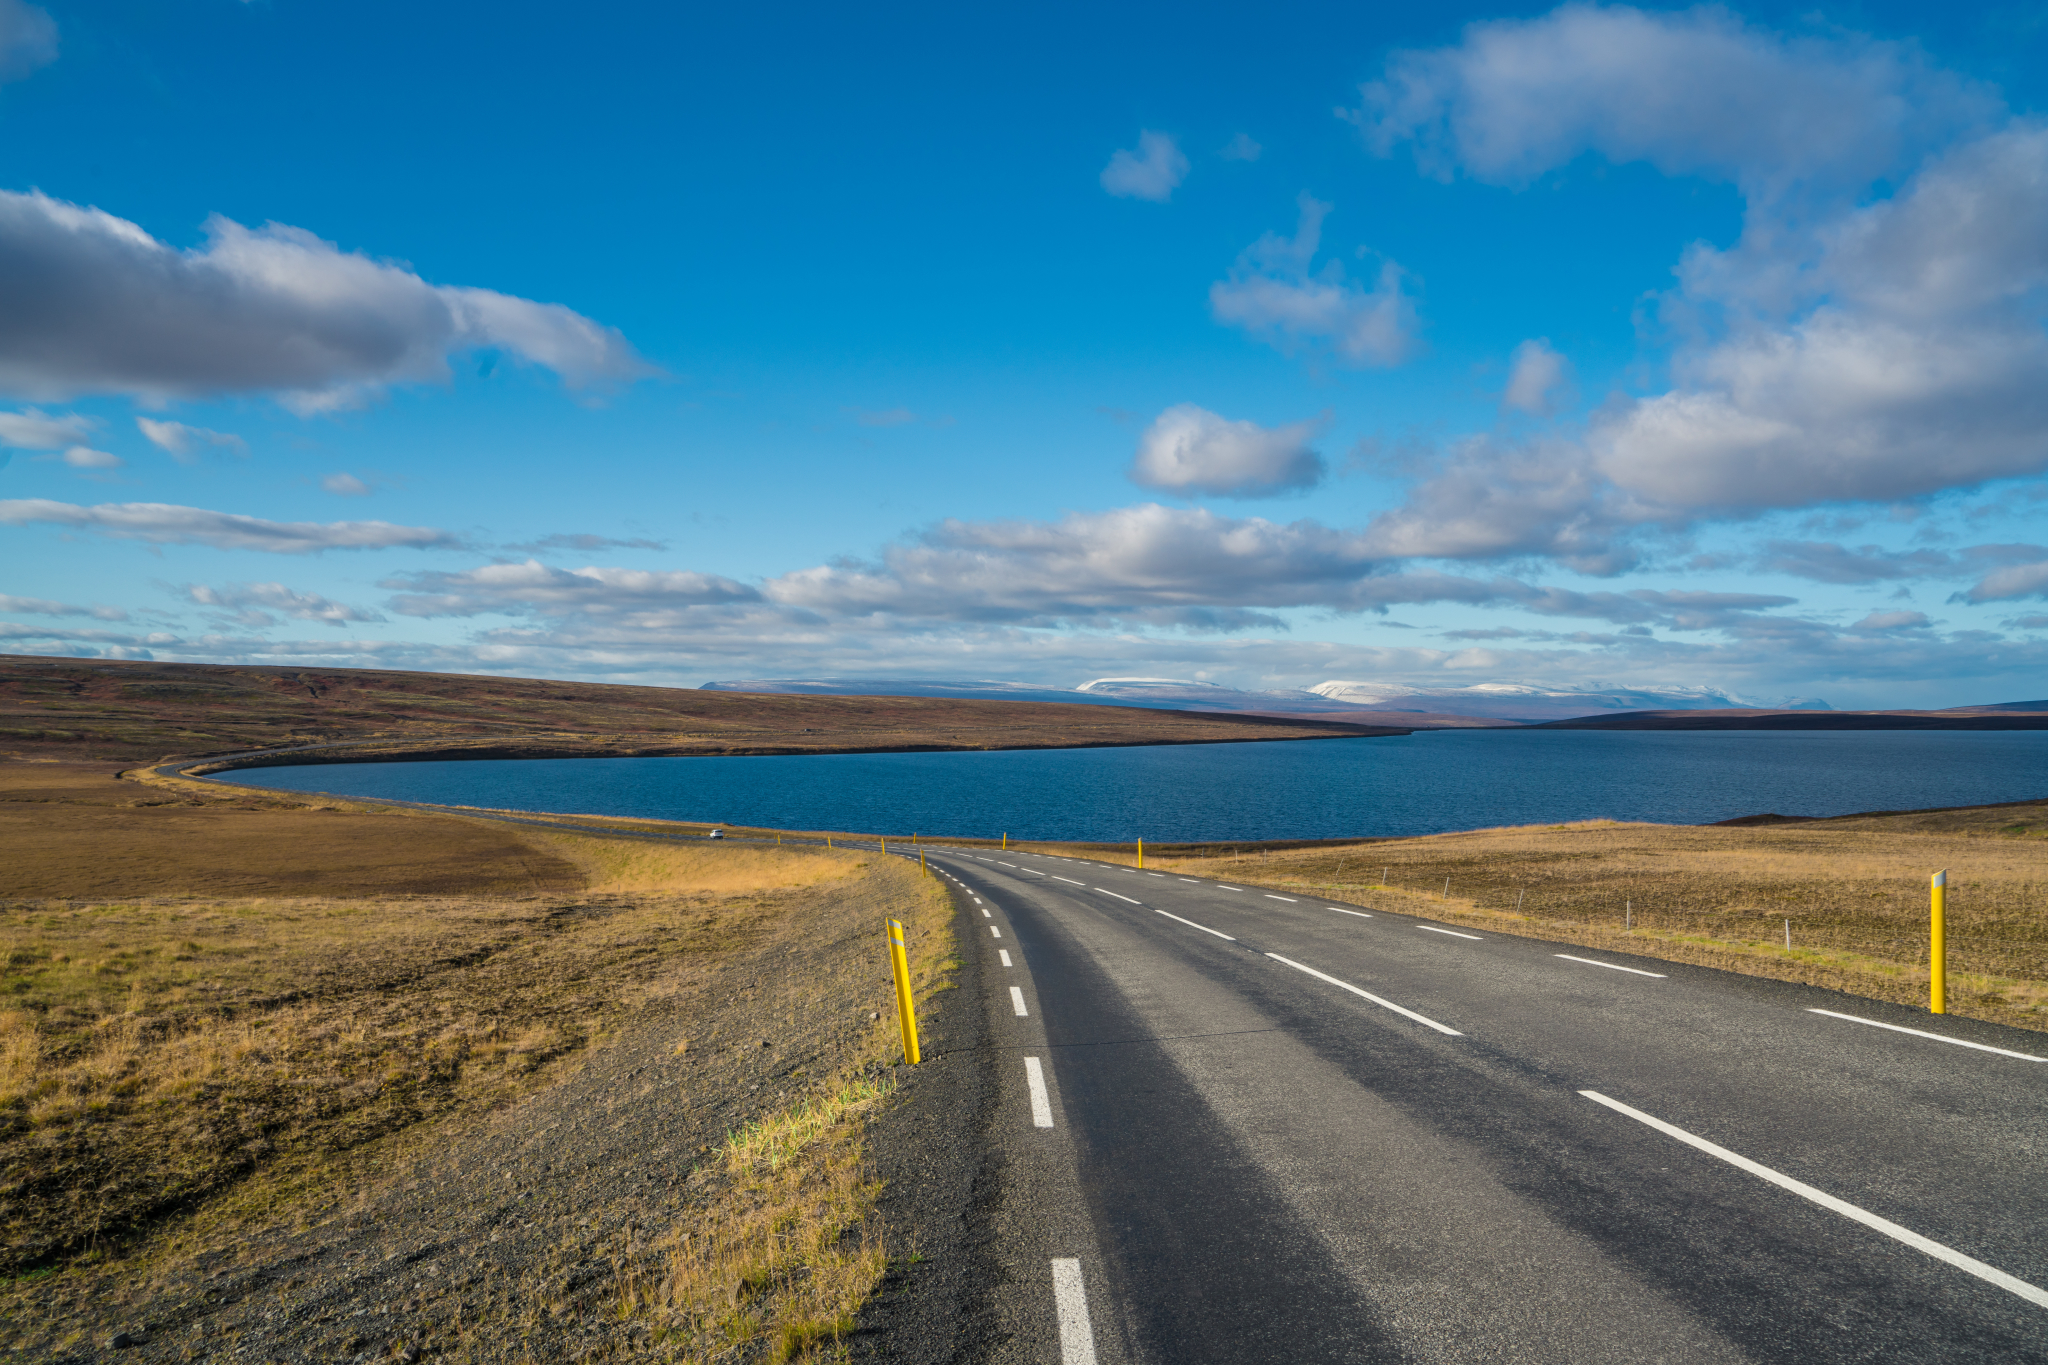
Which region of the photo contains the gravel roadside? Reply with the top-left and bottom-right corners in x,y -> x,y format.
32,866 -> 979,1364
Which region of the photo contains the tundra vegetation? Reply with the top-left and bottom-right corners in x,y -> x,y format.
0,762 -> 953,1362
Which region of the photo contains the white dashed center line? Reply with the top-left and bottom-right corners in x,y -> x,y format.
990,926 -> 1002,938
1417,925 -> 1482,940
1557,953 -> 1665,978
1265,954 -> 1463,1036
1329,907 -> 1372,918
998,949 -> 1012,967
1095,888 -> 1141,904
1579,1089 -> 2048,1308
1152,908 -> 1235,941
1052,876 -> 1085,885
1265,895 -> 1297,903
1010,986 -> 1029,1016
1807,1009 -> 2047,1061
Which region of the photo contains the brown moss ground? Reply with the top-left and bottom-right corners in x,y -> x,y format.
0,653 -> 1398,767
0,764 -> 581,900
1033,801 -> 2048,1032
0,760 -> 955,1363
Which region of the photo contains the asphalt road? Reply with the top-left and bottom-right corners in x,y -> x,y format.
925,846 -> 2048,1364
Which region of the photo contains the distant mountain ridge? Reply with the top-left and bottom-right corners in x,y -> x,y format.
701,676 -> 1836,724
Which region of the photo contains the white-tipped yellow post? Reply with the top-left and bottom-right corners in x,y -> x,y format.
1137,837 -> 1144,869
887,917 -> 921,1064
1930,870 -> 1947,1015
1002,832 -> 1008,850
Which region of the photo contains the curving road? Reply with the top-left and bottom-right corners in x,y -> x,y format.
925,845 -> 2048,1364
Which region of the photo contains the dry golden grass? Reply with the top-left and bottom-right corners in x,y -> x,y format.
1050,802 -> 2048,1030
531,829 -> 853,896
0,756 -> 955,1365
620,864 -> 956,1363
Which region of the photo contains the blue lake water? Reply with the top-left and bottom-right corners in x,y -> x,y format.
228,730 -> 2048,844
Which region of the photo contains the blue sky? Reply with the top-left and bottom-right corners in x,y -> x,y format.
3,0 -> 2046,708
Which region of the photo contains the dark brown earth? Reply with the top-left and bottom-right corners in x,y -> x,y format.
0,655 -> 1406,767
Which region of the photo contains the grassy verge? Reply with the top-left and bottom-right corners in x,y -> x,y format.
1048,806 -> 2048,1031
619,855 -> 956,1363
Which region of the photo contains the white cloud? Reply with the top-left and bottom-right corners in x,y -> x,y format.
0,593 -> 126,621
137,417 -> 248,461
187,582 -> 384,627
1340,7 -> 2048,567
0,498 -> 459,552
1209,193 -> 1417,368
0,190 -> 655,407
1220,133 -> 1263,162
1960,559 -> 2048,603
1502,338 -> 1571,415
383,560 -> 759,618
1850,610 -> 1932,632
1100,131 -> 1190,202
0,0 -> 56,85
1129,403 -> 1327,498
321,473 -> 372,496
0,407 -> 91,448
59,446 -> 121,470
1345,3 -> 1995,198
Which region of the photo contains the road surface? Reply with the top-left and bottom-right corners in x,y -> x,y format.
925,845 -> 2048,1364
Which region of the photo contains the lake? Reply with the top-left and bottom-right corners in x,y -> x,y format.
226,729 -> 2048,844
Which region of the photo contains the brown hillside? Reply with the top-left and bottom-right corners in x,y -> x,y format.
0,653 -> 1405,765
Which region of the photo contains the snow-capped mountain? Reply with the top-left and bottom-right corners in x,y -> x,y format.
1308,680 -> 1831,721
700,676 -> 1831,723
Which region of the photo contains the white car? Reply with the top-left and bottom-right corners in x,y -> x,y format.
706,828 -> 724,840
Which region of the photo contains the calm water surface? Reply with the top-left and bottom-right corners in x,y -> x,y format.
231,730 -> 2048,843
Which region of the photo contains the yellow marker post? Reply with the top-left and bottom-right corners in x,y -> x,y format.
1138,837 -> 1144,870
882,836 -> 887,854
1002,832 -> 1007,850
1930,869 -> 1947,1015
887,917 -> 921,1064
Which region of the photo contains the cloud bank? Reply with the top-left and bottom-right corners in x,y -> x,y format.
0,191 -> 654,409
1332,4 -> 2048,572
0,498 -> 460,553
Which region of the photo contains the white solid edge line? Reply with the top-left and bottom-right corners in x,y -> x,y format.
1265,954 -> 1463,1036
1095,888 -> 1141,904
1010,986 -> 1029,1017
1578,1089 -> 2048,1309
999,949 -> 1013,966
1153,907 -> 1236,941
1557,953 -> 1667,978
990,926 -> 1002,938
1265,895 -> 1298,902
1329,907 -> 1372,918
1052,876 -> 1085,885
1050,1258 -> 1098,1365
1807,1008 -> 2047,1061
1024,1056 -> 1054,1128
1417,924 -> 1483,940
